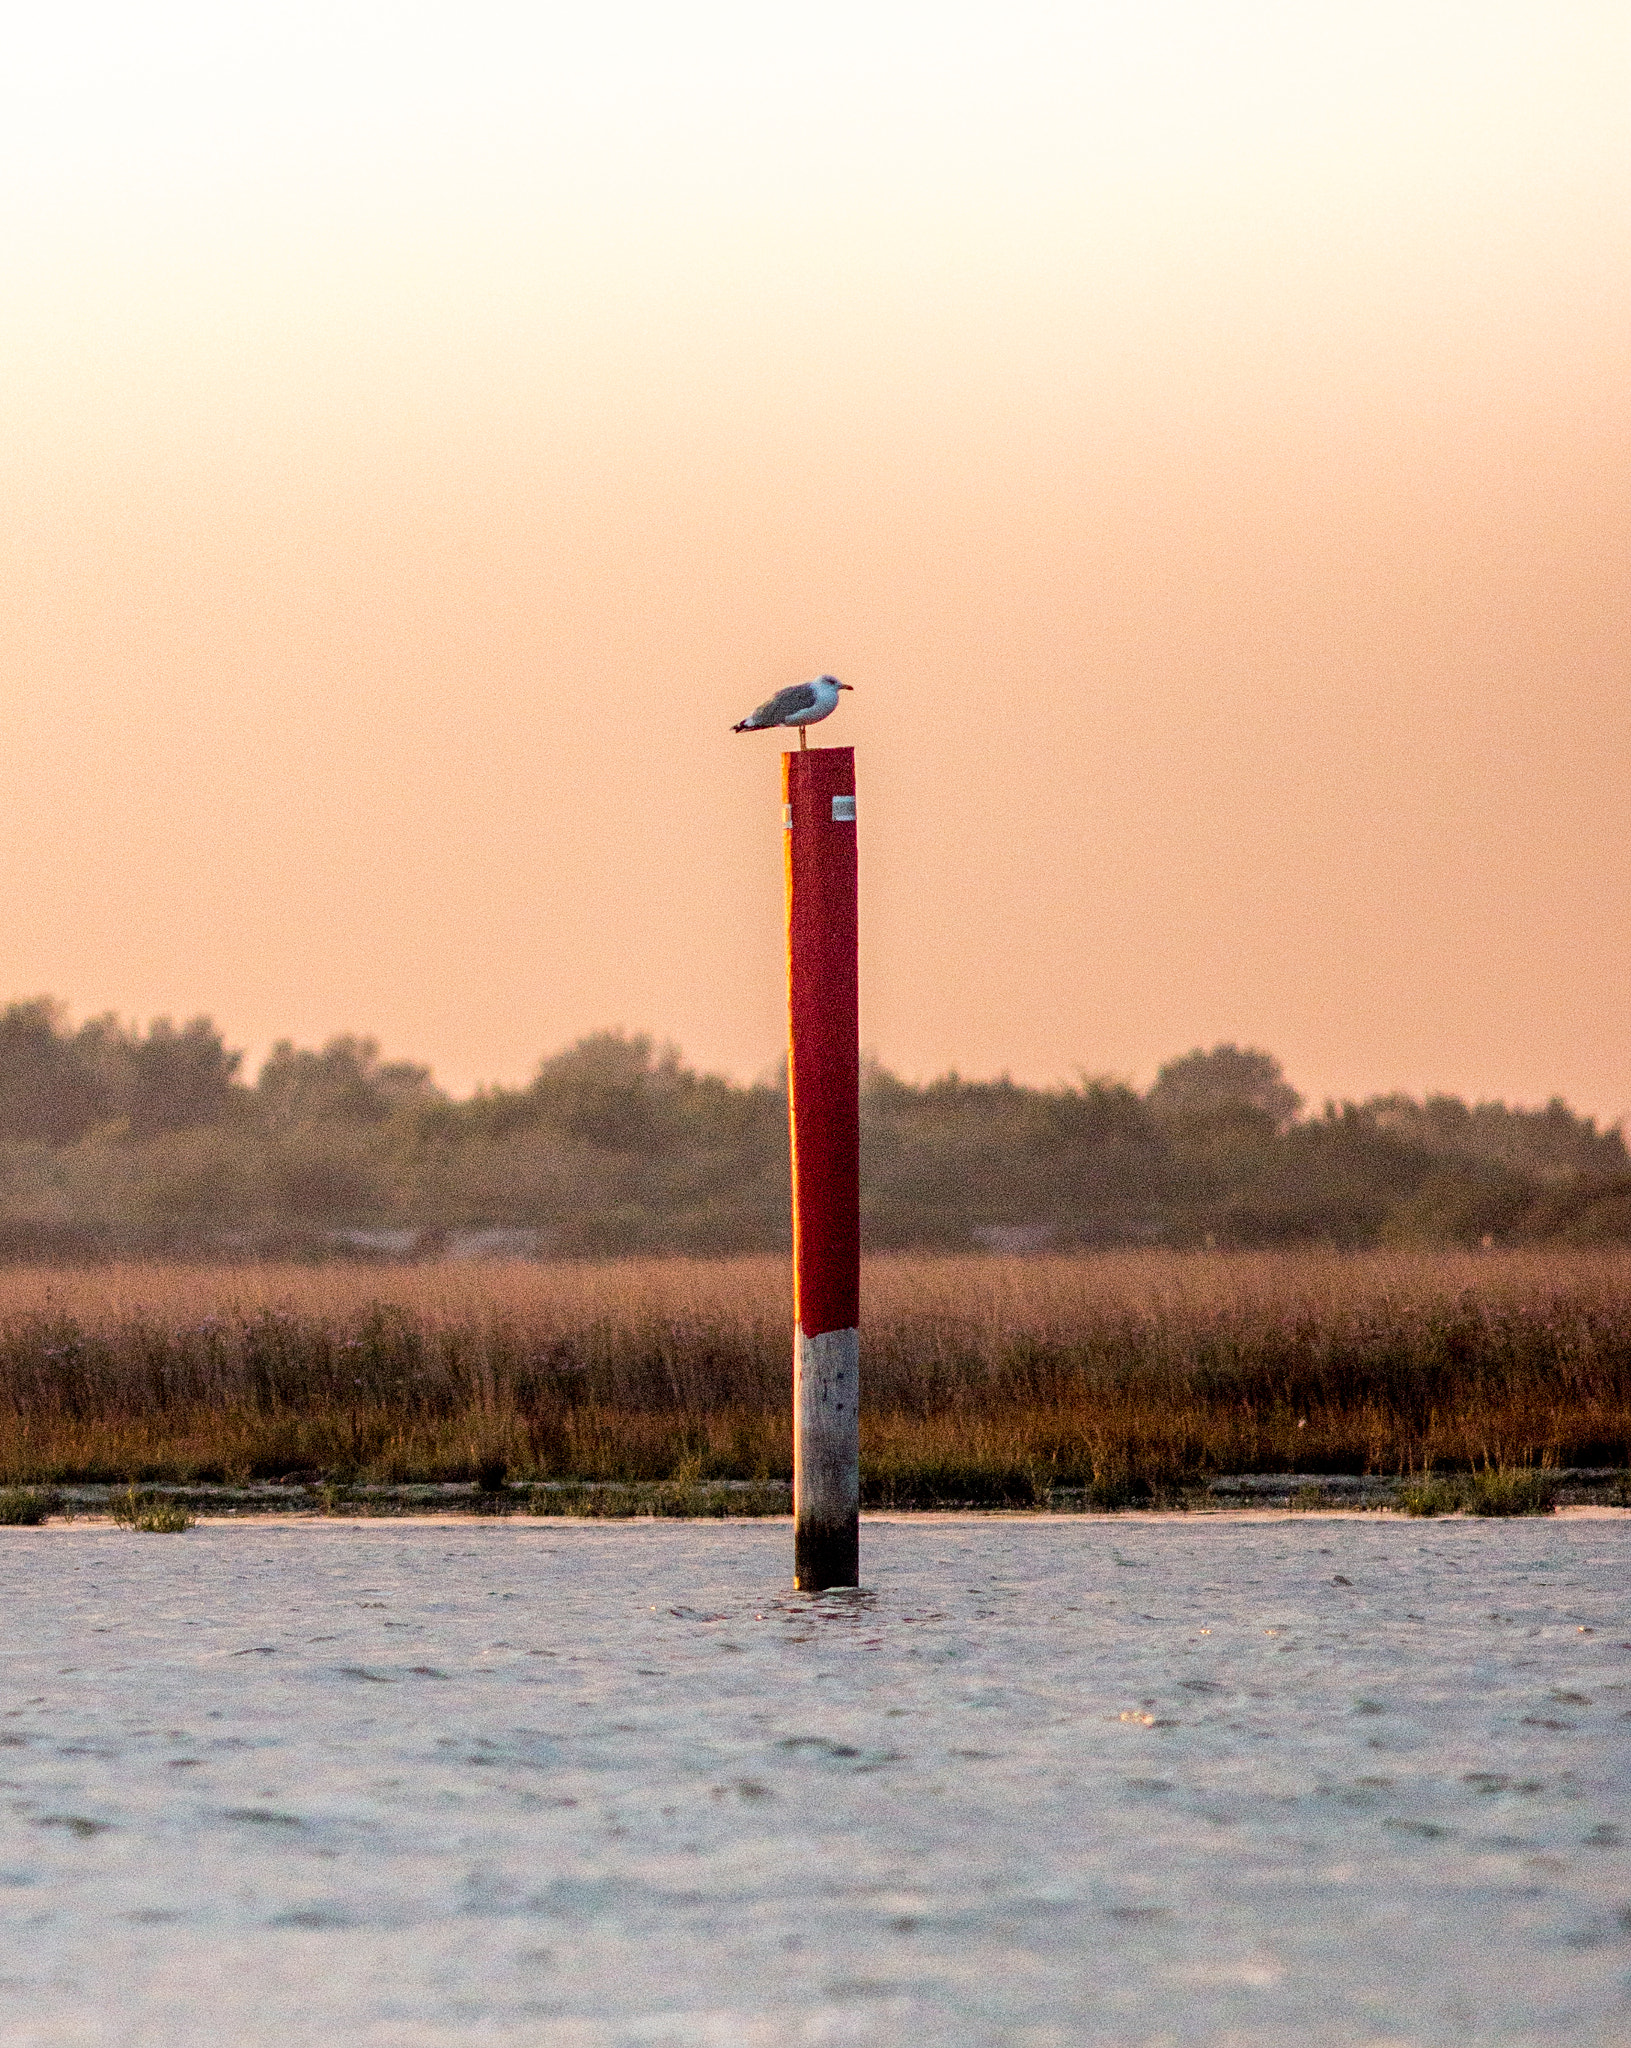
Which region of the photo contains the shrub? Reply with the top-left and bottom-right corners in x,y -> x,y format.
110,1486 -> 194,1532
473,1452 -> 509,1494
1398,1478 -> 1461,1517
1465,1467 -> 1558,1517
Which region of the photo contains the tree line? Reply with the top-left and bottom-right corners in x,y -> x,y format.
0,998 -> 1625,1257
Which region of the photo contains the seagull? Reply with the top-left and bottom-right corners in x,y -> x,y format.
732,674 -> 852,750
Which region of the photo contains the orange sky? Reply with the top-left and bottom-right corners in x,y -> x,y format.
2,4 -> 1628,1119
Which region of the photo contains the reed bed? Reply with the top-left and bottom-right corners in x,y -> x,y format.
0,1250 -> 1626,1498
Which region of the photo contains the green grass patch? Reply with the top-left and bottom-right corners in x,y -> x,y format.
1398,1478 -> 1462,1517
1398,1466 -> 1560,1517
109,1486 -> 194,1533
1464,1467 -> 1559,1516
528,1478 -> 788,1519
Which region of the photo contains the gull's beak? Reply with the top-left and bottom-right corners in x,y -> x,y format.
838,683 -> 853,691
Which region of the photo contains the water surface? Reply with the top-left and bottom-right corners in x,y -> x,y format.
1,1514 -> 1627,2045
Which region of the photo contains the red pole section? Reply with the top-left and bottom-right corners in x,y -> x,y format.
782,744 -> 860,1590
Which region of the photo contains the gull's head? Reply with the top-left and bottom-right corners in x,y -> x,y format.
818,675 -> 853,691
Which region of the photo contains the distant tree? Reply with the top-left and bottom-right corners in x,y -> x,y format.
255,1036 -> 438,1129
526,1032 -> 683,1151
1365,1092 -> 1628,1180
269,1130 -> 390,1223
1147,1046 -> 1303,1131
859,1068 -> 1170,1248
78,1014 -> 242,1138
0,999 -> 104,1144
6,997 -> 1629,1256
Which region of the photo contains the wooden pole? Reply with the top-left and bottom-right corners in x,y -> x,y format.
782,744 -> 860,1590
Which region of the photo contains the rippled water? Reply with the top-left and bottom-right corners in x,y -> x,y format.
1,1513 -> 1627,2046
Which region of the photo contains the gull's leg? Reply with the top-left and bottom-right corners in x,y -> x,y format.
799,724 -> 808,751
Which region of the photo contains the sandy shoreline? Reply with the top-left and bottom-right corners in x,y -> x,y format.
6,1500 -> 1630,1530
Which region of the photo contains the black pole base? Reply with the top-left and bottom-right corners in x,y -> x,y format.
794,1522 -> 859,1591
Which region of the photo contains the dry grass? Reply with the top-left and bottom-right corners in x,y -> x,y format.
0,1250 -> 1626,1497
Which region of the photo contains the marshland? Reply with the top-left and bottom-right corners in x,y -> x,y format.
2,1248 -> 1627,1503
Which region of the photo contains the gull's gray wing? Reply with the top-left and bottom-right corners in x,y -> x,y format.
736,681 -> 819,730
